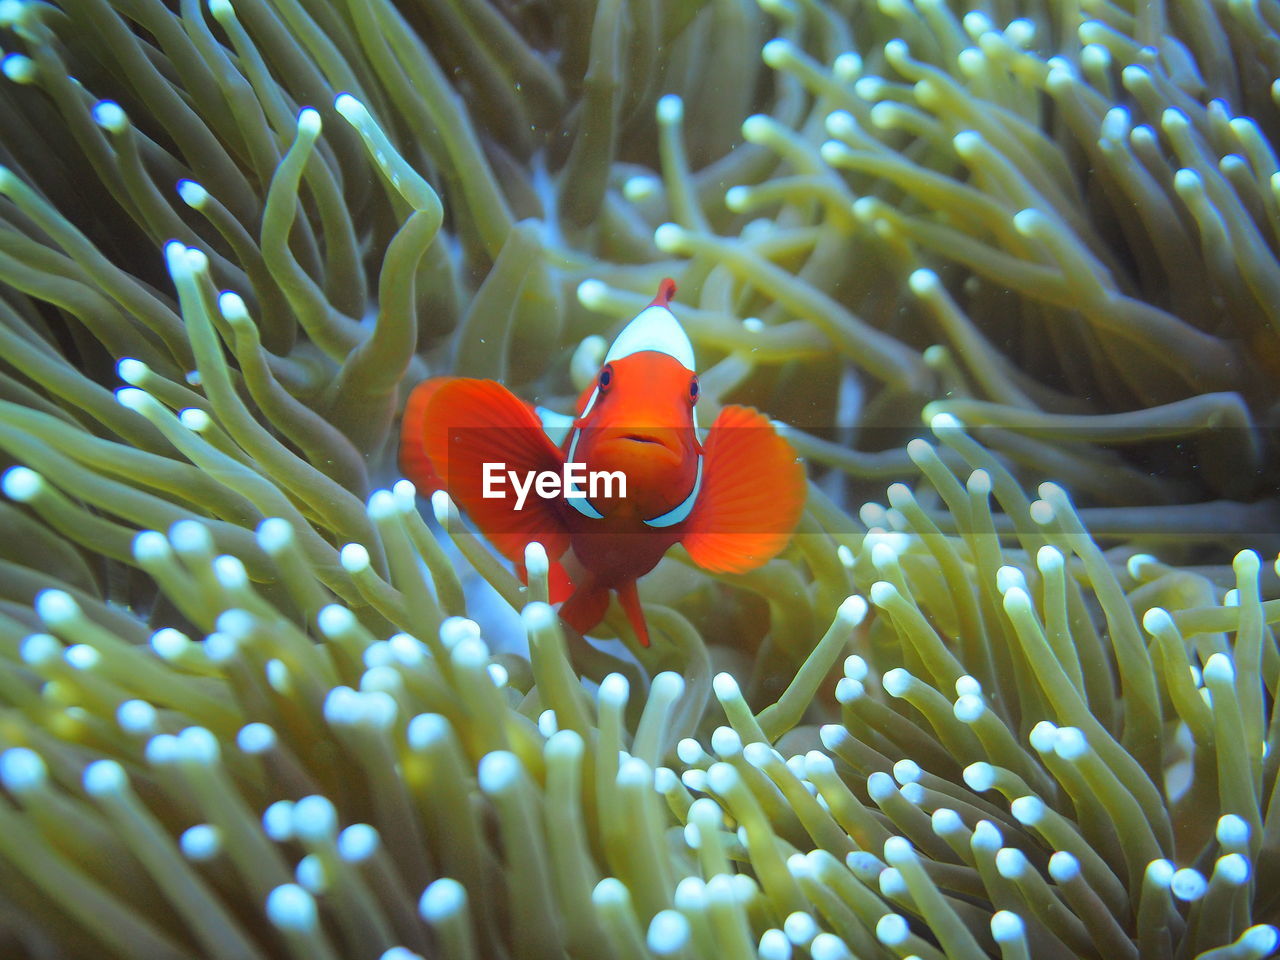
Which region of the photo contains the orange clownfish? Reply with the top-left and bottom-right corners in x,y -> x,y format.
399,279 -> 806,646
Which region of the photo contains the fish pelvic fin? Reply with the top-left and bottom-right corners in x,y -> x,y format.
559,586 -> 610,637
616,580 -> 650,648
516,556 -> 576,604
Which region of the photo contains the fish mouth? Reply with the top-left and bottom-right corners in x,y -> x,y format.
597,429 -> 683,465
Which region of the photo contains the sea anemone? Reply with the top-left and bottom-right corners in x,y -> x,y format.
0,0 -> 1277,958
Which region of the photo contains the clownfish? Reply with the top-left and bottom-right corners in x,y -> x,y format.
399,279 -> 806,647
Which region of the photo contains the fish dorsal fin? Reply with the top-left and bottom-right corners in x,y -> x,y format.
420,378 -> 571,563
680,405 -> 806,573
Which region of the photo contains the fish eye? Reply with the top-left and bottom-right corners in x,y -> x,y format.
689,376 -> 699,402
598,365 -> 613,390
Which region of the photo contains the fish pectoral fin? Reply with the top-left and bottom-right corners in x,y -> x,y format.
681,404 -> 806,574
616,580 -> 650,648
400,377 -> 457,492
420,377 -> 571,563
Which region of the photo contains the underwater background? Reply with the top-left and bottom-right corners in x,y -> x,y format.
0,0 -> 1278,956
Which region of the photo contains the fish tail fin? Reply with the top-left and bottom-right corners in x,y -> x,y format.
616,580 -> 650,648
559,586 -> 610,637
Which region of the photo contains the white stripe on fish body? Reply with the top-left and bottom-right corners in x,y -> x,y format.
563,427 -> 604,519
604,306 -> 695,371
644,454 -> 703,527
